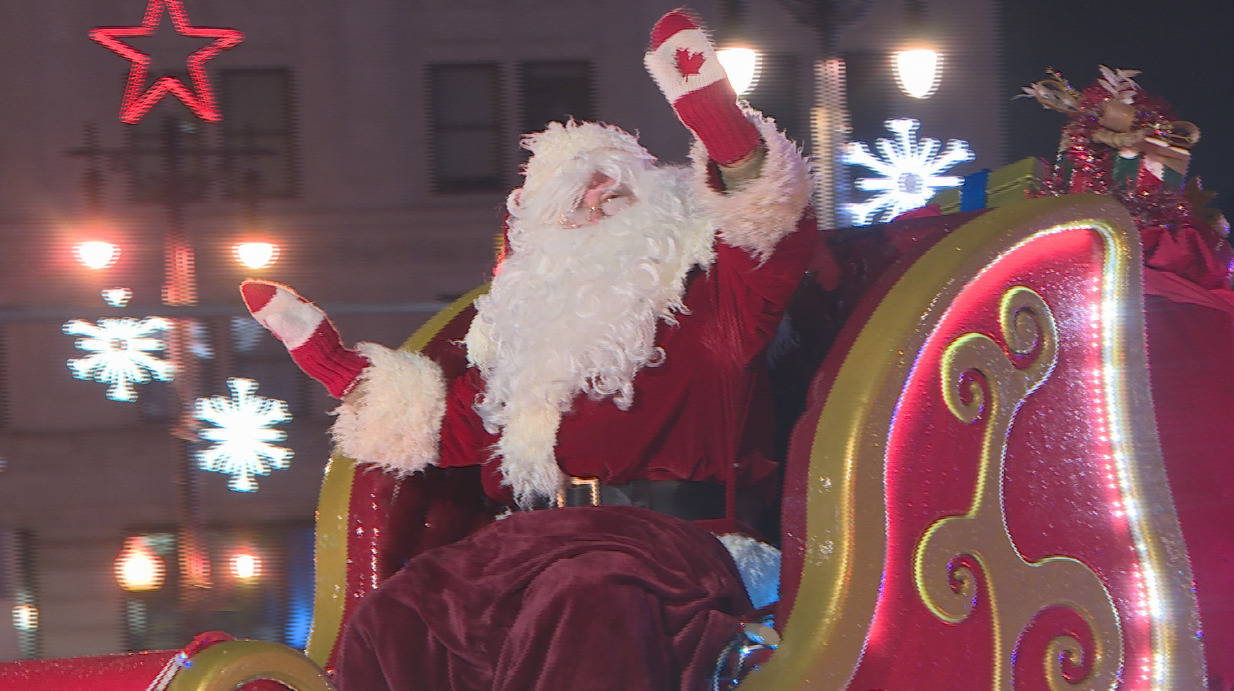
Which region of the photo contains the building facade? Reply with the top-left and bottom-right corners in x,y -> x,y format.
0,0 -> 1001,659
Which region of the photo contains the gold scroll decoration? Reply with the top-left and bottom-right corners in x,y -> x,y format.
913,285 -> 1122,689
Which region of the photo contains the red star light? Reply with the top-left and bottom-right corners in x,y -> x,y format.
90,0 -> 244,124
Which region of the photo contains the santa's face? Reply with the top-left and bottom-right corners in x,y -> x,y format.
558,173 -> 636,229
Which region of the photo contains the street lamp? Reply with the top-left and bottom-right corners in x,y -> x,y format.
893,49 -> 940,99
67,115 -> 287,639
892,0 -> 941,99
75,241 -> 122,270
229,548 -> 262,581
115,536 -> 166,592
717,48 -> 760,96
716,0 -> 761,97
232,241 -> 279,270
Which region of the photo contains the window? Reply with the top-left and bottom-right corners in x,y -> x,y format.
519,60 -> 595,134
219,68 -> 299,200
123,76 -> 210,205
429,63 -> 504,193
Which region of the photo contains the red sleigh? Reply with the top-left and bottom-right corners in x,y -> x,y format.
0,191 -> 1222,689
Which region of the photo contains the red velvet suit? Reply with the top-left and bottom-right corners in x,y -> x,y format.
437,229 -> 815,506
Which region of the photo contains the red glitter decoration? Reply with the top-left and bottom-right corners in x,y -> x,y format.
1027,68 -> 1197,230
89,0 -> 244,124
1027,68 -> 1233,288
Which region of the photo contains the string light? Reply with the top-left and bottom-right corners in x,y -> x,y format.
843,118 -> 973,224
64,316 -> 174,401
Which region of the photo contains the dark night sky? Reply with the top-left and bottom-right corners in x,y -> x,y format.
1000,0 -> 1234,214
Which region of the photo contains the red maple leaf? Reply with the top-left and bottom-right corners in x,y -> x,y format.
675,47 -> 706,77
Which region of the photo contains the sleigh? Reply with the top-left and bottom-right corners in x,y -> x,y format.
1,190 -> 1224,689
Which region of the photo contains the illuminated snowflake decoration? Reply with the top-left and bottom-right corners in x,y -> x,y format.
843,118 -> 974,225
195,378 -> 292,492
64,317 -> 174,401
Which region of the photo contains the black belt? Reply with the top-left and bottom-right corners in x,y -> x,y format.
531,477 -> 731,522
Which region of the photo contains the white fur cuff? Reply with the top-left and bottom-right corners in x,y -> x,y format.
330,343 -> 447,475
716,533 -> 782,610
691,109 -> 812,261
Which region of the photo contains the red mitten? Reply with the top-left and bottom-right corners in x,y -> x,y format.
644,9 -> 761,165
240,280 -> 369,398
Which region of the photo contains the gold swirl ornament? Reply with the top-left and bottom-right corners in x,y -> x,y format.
914,286 -> 1121,689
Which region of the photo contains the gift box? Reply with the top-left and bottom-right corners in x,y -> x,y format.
929,157 -> 1045,214
1110,135 -> 1191,194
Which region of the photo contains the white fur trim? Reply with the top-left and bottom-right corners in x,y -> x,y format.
691,109 -> 812,261
330,343 -> 446,474
717,533 -> 782,610
495,403 -> 567,507
462,313 -> 493,370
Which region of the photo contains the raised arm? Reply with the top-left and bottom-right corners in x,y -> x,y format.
644,9 -> 765,185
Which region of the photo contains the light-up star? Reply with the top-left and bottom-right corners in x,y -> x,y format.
195,378 -> 292,492
843,118 -> 974,225
64,317 -> 174,401
89,0 -> 244,123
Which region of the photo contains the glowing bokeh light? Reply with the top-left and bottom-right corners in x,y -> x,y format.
717,47 -> 759,96
230,550 -> 262,580
75,241 -> 120,270
11,605 -> 38,632
233,242 -> 278,269
893,49 -> 941,99
114,537 -> 166,592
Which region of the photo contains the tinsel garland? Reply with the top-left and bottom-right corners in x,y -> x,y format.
1025,67 -> 1198,230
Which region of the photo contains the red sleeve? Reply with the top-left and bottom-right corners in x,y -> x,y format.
700,210 -> 818,365
437,368 -> 495,469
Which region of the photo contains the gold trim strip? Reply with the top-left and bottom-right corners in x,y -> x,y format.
167,640 -> 336,691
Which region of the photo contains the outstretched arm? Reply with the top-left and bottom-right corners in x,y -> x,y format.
241,279 -> 449,475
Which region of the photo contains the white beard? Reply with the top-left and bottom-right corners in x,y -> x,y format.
464,164 -> 716,505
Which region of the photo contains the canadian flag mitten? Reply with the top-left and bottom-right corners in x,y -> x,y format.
644,9 -> 762,166
240,279 -> 369,398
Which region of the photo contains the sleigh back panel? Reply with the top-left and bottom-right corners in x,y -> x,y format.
750,194 -> 1206,689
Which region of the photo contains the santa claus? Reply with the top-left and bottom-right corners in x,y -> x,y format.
241,9 -> 815,689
